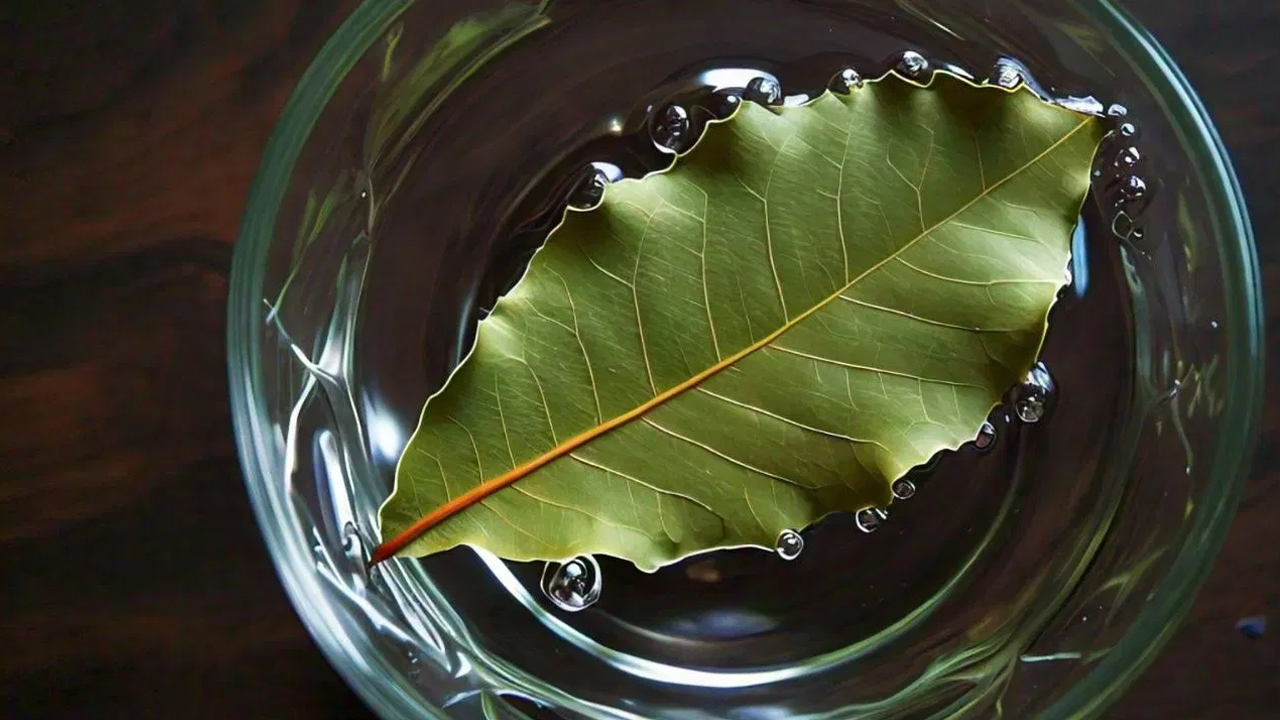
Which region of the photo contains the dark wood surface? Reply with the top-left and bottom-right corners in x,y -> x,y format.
1,1 -> 1275,718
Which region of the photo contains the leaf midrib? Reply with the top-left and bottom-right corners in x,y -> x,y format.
371,115 -> 1091,563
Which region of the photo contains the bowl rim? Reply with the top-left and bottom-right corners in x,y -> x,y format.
226,1 -> 1264,719
1037,2 -> 1264,714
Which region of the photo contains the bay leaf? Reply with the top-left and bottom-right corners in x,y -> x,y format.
376,71 -> 1103,570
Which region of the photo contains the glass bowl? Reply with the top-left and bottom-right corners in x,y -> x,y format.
228,1 -> 1263,719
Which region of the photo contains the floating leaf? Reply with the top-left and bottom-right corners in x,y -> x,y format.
376,71 -> 1103,570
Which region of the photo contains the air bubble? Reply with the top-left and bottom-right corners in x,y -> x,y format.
651,104 -> 691,152
833,67 -> 863,94
1017,396 -> 1046,423
1015,362 -> 1055,424
775,529 -> 804,560
1115,147 -> 1141,170
1119,175 -> 1148,202
590,161 -> 624,183
745,76 -> 782,105
1057,96 -> 1105,116
891,479 -> 916,500
540,556 -> 602,612
896,51 -> 930,78
1106,103 -> 1129,118
991,60 -> 1023,89
989,58 -> 1051,100
568,168 -> 608,210
1119,122 -> 1138,138
1064,264 -> 1074,286
975,421 -> 997,451
1112,211 -> 1134,239
855,508 -> 883,533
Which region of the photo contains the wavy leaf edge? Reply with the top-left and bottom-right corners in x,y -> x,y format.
374,68 -> 1103,569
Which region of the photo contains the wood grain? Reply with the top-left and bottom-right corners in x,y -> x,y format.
0,1 -> 1274,718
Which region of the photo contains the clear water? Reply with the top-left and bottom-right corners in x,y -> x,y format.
288,4 -> 1170,717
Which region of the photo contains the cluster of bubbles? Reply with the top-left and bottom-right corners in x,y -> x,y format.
1096,106 -> 1150,243
540,365 -> 1059,610
573,50 -> 1150,247
545,49 -> 1125,611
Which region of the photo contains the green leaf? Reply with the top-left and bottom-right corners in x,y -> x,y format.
378,71 -> 1103,571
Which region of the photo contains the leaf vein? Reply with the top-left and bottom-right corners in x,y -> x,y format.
835,113 -> 855,282
696,387 -> 890,451
950,221 -> 1040,242
547,268 -> 604,422
494,377 -> 518,467
632,208 -> 659,394
895,257 -> 1057,287
767,344 -> 987,390
641,417 -> 812,489
568,453 -> 718,515
580,248 -> 634,288
478,500 -> 555,549
700,191 -> 722,360
509,484 -> 657,540
837,293 -> 1023,333
762,135 -> 791,320
510,356 -> 558,444
743,489 -> 769,534
448,416 -> 485,481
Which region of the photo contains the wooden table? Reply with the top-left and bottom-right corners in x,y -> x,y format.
1,1 -> 1275,717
